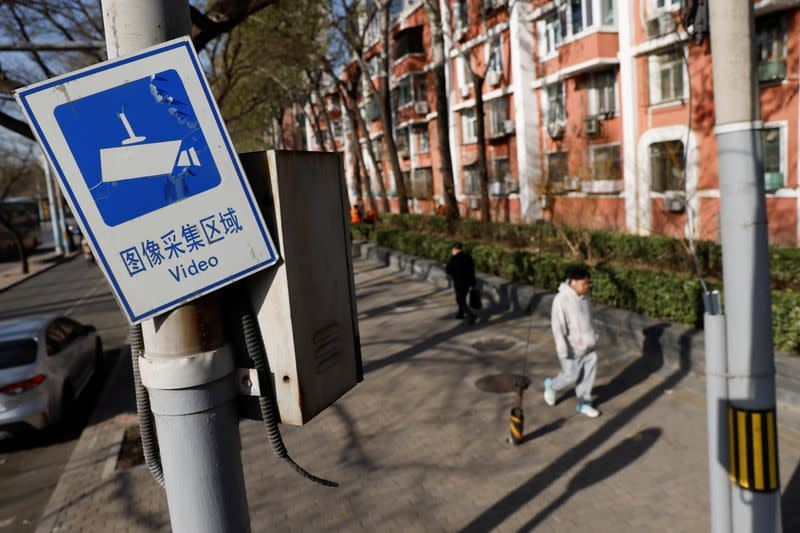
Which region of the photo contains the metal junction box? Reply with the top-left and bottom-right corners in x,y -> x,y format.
241,150 -> 362,426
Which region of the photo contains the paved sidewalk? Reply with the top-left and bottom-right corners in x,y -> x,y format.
37,257 -> 800,532
0,251 -> 78,293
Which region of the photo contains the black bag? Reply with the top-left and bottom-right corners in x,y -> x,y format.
469,287 -> 482,310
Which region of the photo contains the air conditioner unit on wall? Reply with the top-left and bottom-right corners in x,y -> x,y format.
663,190 -> 686,213
503,120 -> 515,134
414,101 -> 429,114
460,84 -> 470,98
584,116 -> 600,138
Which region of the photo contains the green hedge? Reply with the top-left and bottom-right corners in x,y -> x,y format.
375,214 -> 800,292
354,224 -> 800,354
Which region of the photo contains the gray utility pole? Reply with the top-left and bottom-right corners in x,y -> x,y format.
101,2 -> 251,532
41,155 -> 62,254
708,1 -> 782,532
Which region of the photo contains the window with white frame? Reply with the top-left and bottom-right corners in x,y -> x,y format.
371,138 -> 382,160
546,83 -> 566,123
367,55 -> 381,78
591,144 -> 621,181
538,12 -> 562,57
456,0 -> 469,34
396,127 -> 410,157
756,15 -> 787,83
331,119 -> 343,140
600,0 -> 616,25
649,49 -> 685,104
411,167 -> 434,199
396,76 -> 414,107
653,0 -> 680,12
487,36 -> 503,78
459,55 -> 473,91
547,151 -> 568,185
461,108 -> 477,143
584,70 -> 616,116
463,164 -> 480,194
414,75 -> 427,102
416,126 -> 430,154
762,126 -> 784,191
492,157 -> 518,193
649,140 -> 685,192
488,96 -> 510,138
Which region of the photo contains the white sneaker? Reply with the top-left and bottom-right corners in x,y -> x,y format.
543,378 -> 556,406
576,402 -> 600,418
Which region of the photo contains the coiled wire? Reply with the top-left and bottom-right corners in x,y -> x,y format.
130,323 -> 165,488
241,314 -> 338,488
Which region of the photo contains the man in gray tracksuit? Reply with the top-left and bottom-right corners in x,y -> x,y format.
543,266 -> 600,418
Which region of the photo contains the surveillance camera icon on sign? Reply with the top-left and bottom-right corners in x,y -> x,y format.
55,69 -> 222,227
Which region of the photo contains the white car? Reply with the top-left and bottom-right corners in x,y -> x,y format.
0,315 -> 102,435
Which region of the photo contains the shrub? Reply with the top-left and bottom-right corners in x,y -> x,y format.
364,226 -> 800,353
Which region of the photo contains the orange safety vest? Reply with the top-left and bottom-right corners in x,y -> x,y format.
350,207 -> 361,224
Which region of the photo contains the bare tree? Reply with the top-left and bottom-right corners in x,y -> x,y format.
441,1 -> 499,222
422,0 -> 459,221
329,0 -> 410,213
0,148 -> 41,274
0,0 -> 281,141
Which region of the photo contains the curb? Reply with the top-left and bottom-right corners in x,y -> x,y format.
0,252 -> 79,295
352,240 -> 800,409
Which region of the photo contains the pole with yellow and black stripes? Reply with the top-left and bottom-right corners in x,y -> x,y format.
709,0 -> 783,530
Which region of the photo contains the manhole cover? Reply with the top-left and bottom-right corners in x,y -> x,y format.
474,374 -> 530,394
472,337 -> 516,352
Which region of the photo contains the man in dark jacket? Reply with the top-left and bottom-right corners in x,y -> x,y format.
445,242 -> 477,324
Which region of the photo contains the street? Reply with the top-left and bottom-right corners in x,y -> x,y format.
0,256 -> 128,532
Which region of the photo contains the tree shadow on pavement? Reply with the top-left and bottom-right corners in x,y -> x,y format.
517,427 -> 661,531
459,327 -> 691,532
782,461 -> 800,531
592,323 -> 671,408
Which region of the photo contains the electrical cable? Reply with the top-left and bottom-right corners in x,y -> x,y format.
129,323 -> 165,489
675,15 -> 709,294
241,313 -> 339,488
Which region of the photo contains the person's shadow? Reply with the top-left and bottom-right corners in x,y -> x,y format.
593,323 -> 669,408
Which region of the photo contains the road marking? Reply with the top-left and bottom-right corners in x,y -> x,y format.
65,279 -> 105,316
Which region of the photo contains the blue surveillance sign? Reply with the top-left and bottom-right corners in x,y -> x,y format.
15,37 -> 278,324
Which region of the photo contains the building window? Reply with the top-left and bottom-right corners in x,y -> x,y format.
394,26 -> 424,59
396,127 -> 411,157
331,120 -> 343,140
546,83 -> 566,123
417,126 -> 430,154
463,164 -> 480,194
366,96 -> 380,121
649,49 -> 685,105
653,0 -> 680,11
539,12 -> 562,57
396,76 -> 414,107
456,0 -> 469,34
591,144 -> 621,181
601,0 -> 616,25
491,158 -> 518,194
411,167 -> 434,199
371,138 -> 382,161
547,151 -> 568,184
756,15 -> 787,83
461,108 -> 477,143
649,140 -> 685,192
583,70 -> 616,116
415,75 -> 427,102
762,126 -> 784,191
487,96 -> 510,138
367,55 -> 381,78
487,36 -> 503,78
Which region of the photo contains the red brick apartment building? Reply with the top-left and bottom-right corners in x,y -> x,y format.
308,0 -> 800,244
